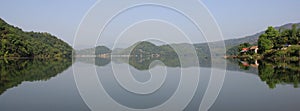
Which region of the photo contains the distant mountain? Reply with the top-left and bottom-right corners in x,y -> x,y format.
0,18 -> 73,58
223,22 -> 300,48
225,22 -> 300,55
76,22 -> 300,58
76,46 -> 111,55
112,41 -> 161,55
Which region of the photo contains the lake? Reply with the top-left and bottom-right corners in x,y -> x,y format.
0,58 -> 299,111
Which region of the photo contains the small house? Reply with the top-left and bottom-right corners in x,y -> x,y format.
240,48 -> 249,53
249,46 -> 258,54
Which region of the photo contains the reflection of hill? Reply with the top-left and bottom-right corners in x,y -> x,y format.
232,58 -> 300,89
75,55 -> 258,75
77,55 -> 300,89
258,61 -> 300,89
76,57 -> 111,66
0,59 -> 72,95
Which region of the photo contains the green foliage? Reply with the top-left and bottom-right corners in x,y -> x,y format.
95,46 -> 111,55
257,24 -> 300,55
238,43 -> 251,51
0,18 -> 73,58
76,46 -> 111,55
291,24 -> 298,44
258,34 -> 273,54
265,26 -> 280,40
226,45 -> 239,55
235,24 -> 300,56
130,41 -> 161,56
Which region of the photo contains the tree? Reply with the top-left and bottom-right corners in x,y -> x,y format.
297,27 -> 300,43
258,34 -> 273,54
291,24 -> 298,44
0,18 -> 73,58
238,43 -> 251,51
265,26 -> 279,40
279,29 -> 290,45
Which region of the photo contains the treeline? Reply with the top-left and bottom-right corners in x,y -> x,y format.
227,24 -> 300,60
257,25 -> 300,61
0,18 -> 73,58
258,24 -> 300,53
75,46 -> 111,55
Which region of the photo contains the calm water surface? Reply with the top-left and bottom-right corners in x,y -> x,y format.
0,59 -> 299,111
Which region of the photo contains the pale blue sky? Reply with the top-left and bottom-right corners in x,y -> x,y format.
0,0 -> 299,47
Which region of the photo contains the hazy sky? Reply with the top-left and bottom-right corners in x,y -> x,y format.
0,0 -> 299,48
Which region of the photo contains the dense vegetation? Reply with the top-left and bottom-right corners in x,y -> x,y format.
228,24 -> 300,89
75,46 -> 111,56
227,24 -> 300,62
0,59 -> 72,94
257,25 -> 300,61
226,23 -> 300,56
0,18 -> 73,58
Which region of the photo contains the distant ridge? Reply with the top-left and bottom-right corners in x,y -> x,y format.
76,22 -> 300,57
223,22 -> 300,48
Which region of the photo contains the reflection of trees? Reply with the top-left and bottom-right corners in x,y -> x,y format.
258,61 -> 300,89
128,55 -> 181,70
75,57 -> 111,67
235,58 -> 300,89
0,59 -> 72,95
95,57 -> 110,66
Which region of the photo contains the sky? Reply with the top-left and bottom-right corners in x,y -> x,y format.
0,0 -> 300,48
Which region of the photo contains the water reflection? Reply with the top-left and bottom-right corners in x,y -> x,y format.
258,61 -> 300,89
235,59 -> 300,89
0,55 -> 298,98
77,55 -> 210,70
77,56 -> 300,89
0,59 -> 72,95
0,56 -> 299,110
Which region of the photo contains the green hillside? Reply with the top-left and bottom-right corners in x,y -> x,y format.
226,23 -> 300,55
76,46 -> 111,55
0,18 -> 72,58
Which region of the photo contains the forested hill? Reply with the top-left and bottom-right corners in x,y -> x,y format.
224,22 -> 300,48
226,22 -> 300,55
0,18 -> 73,58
